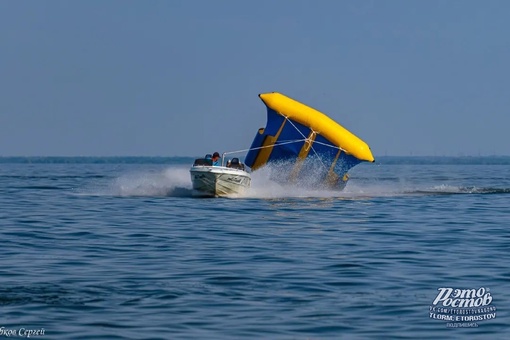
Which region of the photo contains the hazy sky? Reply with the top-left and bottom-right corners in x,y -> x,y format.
1,1 -> 509,157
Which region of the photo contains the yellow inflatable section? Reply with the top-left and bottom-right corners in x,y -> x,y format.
258,92 -> 375,163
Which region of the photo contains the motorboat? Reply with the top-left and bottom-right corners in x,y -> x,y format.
189,92 -> 374,196
190,156 -> 251,197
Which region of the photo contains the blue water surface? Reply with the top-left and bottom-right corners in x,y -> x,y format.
1,156 -> 509,339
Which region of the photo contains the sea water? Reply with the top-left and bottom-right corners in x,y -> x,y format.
1,156 -> 509,339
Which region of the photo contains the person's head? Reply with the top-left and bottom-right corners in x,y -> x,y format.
212,152 -> 220,161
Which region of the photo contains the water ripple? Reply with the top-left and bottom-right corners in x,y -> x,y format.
0,160 -> 508,339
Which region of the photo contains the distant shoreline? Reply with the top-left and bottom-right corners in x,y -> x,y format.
1,155 -> 509,165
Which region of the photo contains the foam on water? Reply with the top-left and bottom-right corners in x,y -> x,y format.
78,167 -> 193,197
80,163 -> 510,199
244,162 -> 431,199
245,166 -> 311,199
110,167 -> 193,197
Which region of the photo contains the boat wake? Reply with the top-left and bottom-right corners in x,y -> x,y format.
336,183 -> 510,199
112,168 -> 193,197
409,185 -> 510,195
245,165 -> 510,199
79,167 -> 193,198
79,166 -> 510,199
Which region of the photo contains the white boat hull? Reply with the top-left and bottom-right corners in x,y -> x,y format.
190,166 -> 251,197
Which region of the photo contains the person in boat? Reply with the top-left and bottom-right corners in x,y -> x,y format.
226,157 -> 245,170
212,152 -> 221,166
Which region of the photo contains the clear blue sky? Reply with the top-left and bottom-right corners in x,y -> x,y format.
1,0 -> 508,157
